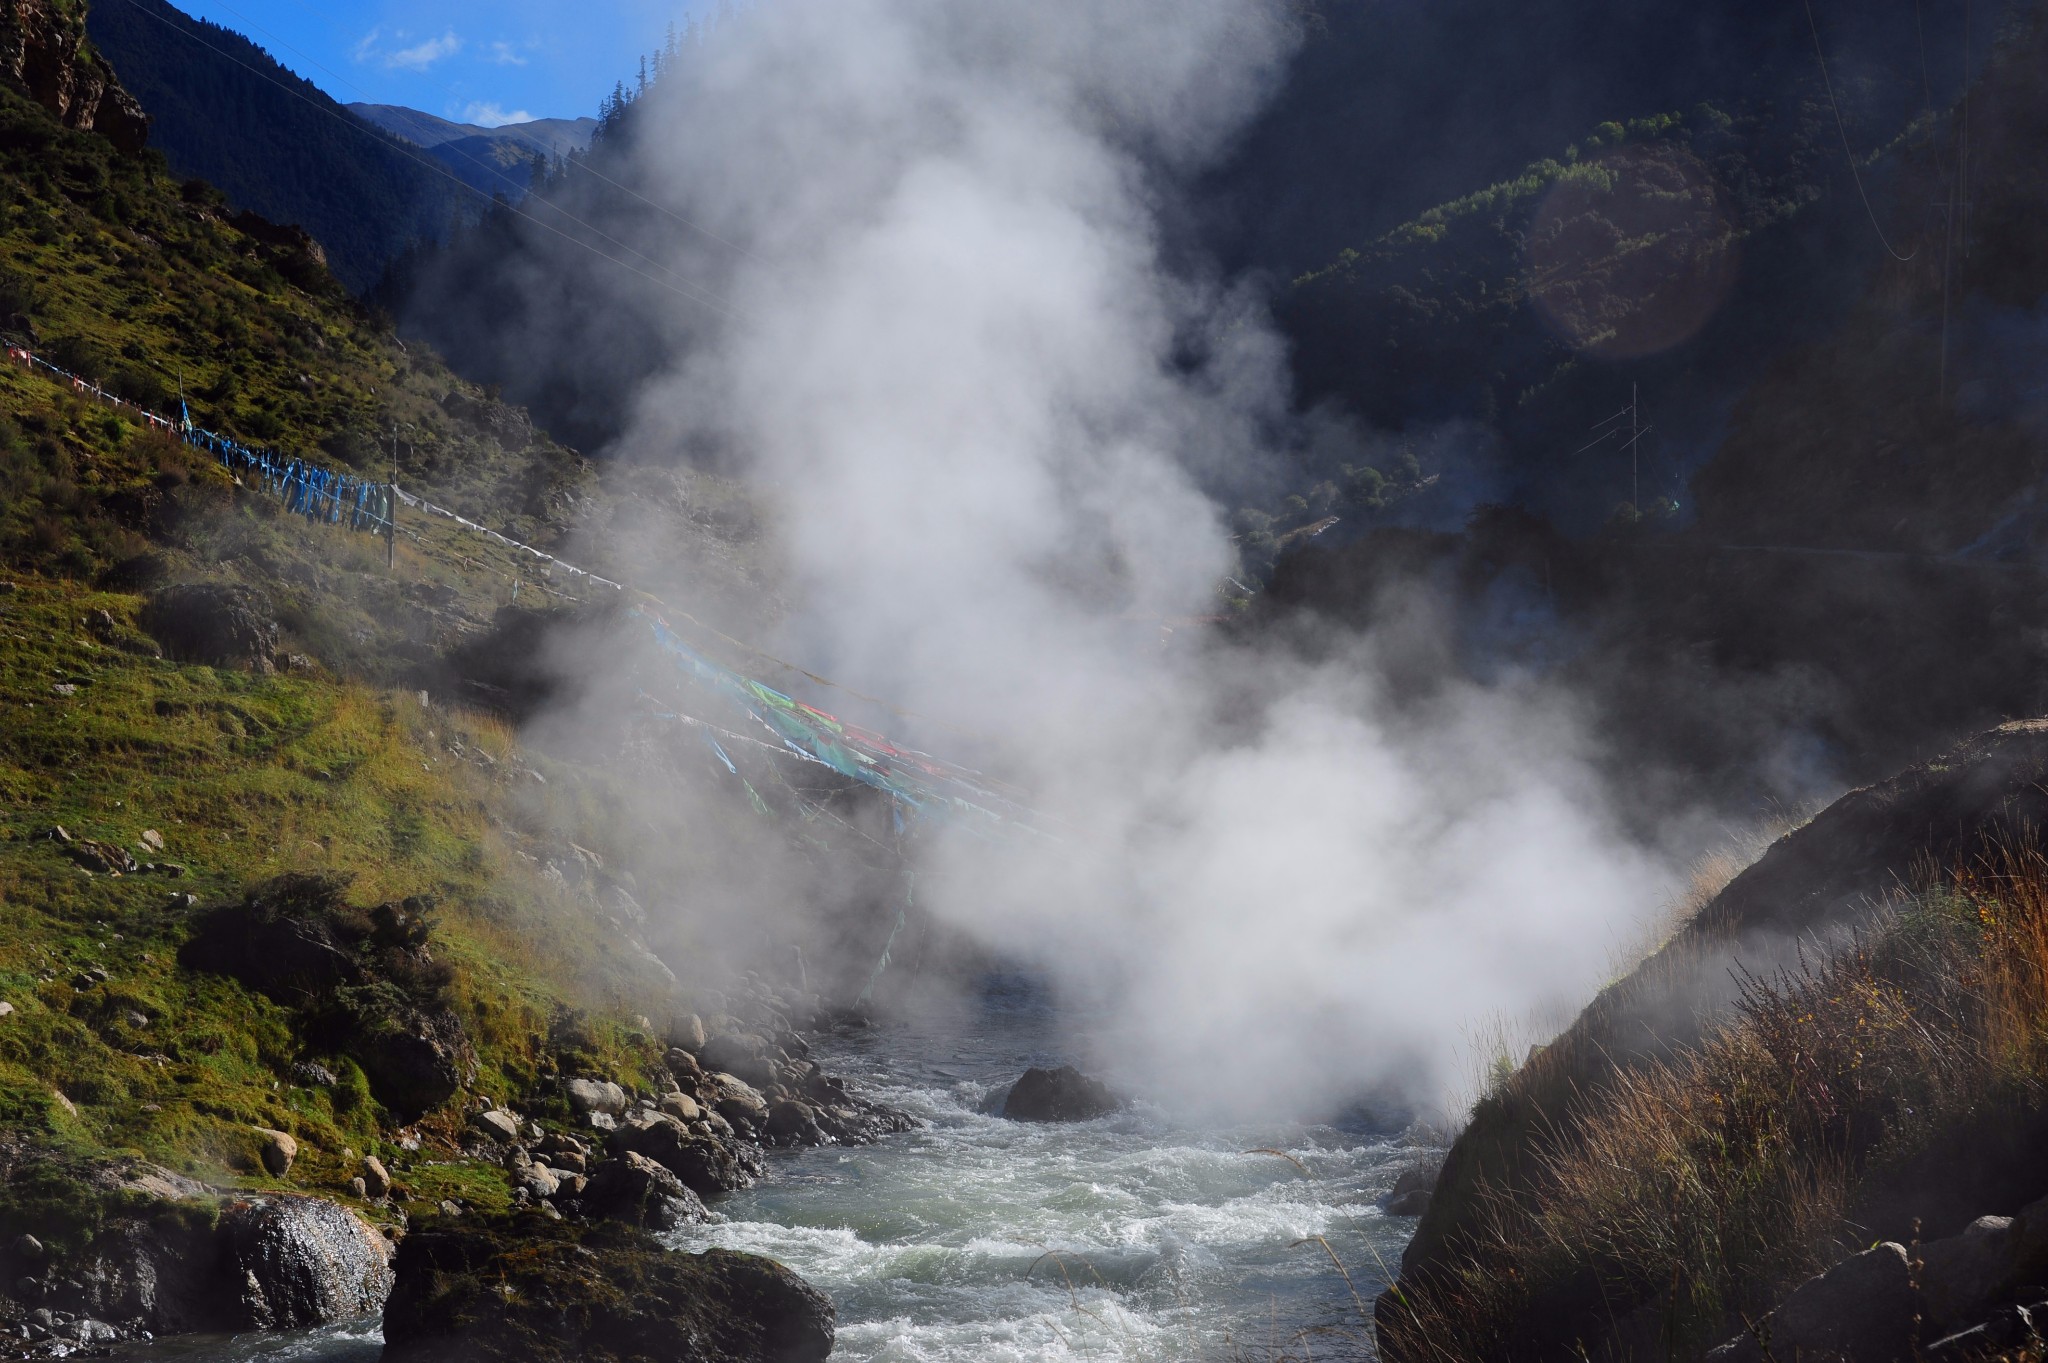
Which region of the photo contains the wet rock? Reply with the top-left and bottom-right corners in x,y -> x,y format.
1384,1158 -> 1443,1217
141,582 -> 279,672
707,1072 -> 769,1129
1705,1242 -> 1916,1363
218,1195 -> 394,1329
565,1077 -> 629,1116
11,1234 -> 43,1262
605,1110 -> 753,1199
1002,1065 -> 1124,1122
58,1316 -> 119,1343
62,1212 -> 224,1334
253,1127 -> 298,1177
380,1213 -> 834,1363
765,1101 -> 825,1148
582,1151 -> 708,1230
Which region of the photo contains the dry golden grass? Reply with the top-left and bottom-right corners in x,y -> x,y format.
1387,844 -> 2048,1362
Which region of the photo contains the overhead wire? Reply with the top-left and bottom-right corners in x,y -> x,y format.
105,0 -> 744,321
1801,0 -> 1920,262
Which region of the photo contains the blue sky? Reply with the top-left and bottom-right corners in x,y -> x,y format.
174,0 -> 692,126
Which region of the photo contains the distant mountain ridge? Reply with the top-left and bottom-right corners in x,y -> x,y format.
349,104 -> 597,201
82,0 -> 483,292
349,105 -> 595,159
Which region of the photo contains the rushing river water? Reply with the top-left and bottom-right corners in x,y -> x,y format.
672,976 -> 1423,1362
108,975 -> 1427,1363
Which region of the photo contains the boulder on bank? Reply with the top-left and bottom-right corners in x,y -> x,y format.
1704,1191 -> 2048,1363
581,1151 -> 708,1230
141,582 -> 279,672
379,1213 -> 834,1363
9,1177 -> 391,1339
605,1109 -> 758,1198
216,1195 -> 394,1329
1704,1242 -> 1917,1363
1001,1065 -> 1123,1122
179,874 -> 475,1119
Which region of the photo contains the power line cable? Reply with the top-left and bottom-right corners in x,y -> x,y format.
106,0 -> 744,320
1802,0 -> 1919,262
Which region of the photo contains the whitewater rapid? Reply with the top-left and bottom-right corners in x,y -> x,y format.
108,976 -> 1426,1363
671,978 -> 1422,1362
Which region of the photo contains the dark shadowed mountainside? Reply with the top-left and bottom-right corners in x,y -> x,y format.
82,0 -> 476,292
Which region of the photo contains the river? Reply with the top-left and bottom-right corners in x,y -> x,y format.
108,974 -> 1426,1362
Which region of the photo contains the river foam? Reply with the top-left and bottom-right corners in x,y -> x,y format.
673,983 -> 1424,1362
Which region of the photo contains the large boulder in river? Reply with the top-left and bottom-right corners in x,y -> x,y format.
216,1195 -> 394,1328
1002,1065 -> 1124,1122
380,1213 -> 834,1363
21,1179 -> 390,1338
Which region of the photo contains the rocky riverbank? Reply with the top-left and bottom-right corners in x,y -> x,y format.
0,965 -> 914,1359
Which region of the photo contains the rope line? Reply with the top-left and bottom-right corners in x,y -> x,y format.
3,337 -> 1035,831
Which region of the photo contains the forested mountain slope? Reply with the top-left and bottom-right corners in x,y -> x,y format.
83,0 -> 476,292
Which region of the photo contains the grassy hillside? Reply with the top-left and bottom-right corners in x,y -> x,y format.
0,14 -> 863,1263
0,63 -> 609,581
1379,748 -> 2048,1361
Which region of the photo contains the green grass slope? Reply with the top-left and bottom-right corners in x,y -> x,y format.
0,16 -> 812,1247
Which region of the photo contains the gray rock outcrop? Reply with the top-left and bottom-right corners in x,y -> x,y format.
1002,1065 -> 1124,1122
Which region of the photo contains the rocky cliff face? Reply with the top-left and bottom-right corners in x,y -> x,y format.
0,0 -> 146,153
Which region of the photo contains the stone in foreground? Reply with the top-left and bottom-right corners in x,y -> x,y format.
1001,1065 -> 1124,1122
379,1213 -> 832,1363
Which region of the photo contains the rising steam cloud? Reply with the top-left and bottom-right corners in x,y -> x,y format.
596,0 -> 1678,1116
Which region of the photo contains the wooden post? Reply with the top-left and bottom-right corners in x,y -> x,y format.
387,424 -> 398,571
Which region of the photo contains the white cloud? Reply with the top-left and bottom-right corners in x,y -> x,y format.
350,26 -> 381,63
385,29 -> 462,71
487,41 -> 529,67
463,102 -> 535,128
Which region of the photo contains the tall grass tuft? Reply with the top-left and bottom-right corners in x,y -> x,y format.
1389,844 -> 2048,1362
